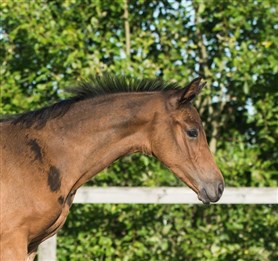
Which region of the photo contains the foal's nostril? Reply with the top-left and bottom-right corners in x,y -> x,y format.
218,182 -> 224,196
199,182 -> 224,203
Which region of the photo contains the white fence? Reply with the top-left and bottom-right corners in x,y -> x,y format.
38,187 -> 278,261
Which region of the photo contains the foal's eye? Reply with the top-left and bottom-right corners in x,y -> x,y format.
186,128 -> 198,138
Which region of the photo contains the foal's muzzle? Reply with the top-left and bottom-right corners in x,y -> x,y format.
198,181 -> 224,204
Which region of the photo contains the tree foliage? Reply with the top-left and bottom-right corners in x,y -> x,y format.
1,0 -> 277,260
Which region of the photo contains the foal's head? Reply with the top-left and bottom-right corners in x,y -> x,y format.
151,77 -> 224,204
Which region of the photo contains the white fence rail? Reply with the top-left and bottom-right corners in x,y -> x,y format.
38,187 -> 278,261
74,187 -> 278,204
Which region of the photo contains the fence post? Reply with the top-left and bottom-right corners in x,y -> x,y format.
38,235 -> 57,261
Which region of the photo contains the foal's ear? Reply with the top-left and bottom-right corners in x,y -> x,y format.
179,77 -> 206,105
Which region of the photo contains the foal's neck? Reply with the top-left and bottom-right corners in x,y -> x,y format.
39,93 -> 161,191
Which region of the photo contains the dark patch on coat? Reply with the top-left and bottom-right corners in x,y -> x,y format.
27,139 -> 43,162
48,166 -> 61,192
67,190 -> 76,207
58,196 -> 64,205
124,100 -> 142,114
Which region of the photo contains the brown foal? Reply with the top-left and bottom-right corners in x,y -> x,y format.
0,76 -> 224,260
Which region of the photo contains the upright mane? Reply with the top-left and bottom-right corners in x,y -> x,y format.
5,75 -> 182,129
70,74 -> 181,99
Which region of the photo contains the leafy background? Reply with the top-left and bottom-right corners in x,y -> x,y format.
1,0 -> 277,260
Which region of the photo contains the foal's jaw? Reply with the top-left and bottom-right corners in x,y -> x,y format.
180,157 -> 225,204
171,165 -> 224,204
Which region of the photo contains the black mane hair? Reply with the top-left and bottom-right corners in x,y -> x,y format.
3,74 -> 182,129
70,74 -> 181,99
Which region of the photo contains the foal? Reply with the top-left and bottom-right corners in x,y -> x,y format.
0,76 -> 224,260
